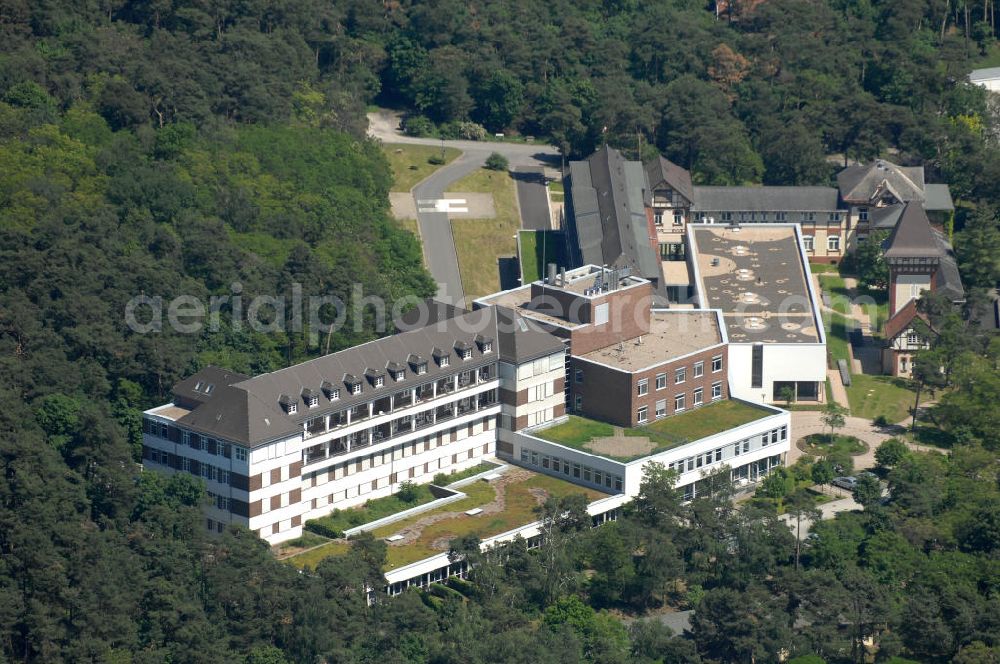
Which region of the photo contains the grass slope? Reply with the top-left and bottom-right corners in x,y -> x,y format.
519,230 -> 568,283
450,168 -> 520,298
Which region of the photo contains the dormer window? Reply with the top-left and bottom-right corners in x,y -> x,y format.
432,347 -> 451,367
365,368 -> 386,389
302,388 -> 319,408
279,394 -> 297,414
455,341 -> 473,360
344,374 -> 362,395
408,354 -> 428,375
475,334 -> 494,354
322,381 -> 340,401
386,361 -> 406,382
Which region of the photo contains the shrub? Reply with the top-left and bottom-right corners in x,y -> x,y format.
458,121 -> 487,140
402,114 -> 435,137
433,472 -> 449,486
304,520 -> 342,539
438,120 -> 463,139
485,152 -> 509,171
872,414 -> 890,428
427,153 -> 446,165
397,481 -> 420,503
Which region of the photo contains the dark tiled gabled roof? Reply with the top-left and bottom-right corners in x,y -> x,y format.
178,385 -> 299,446
869,204 -> 904,230
494,305 -> 566,363
394,299 -> 468,332
883,202 -> 944,259
643,155 -> 694,204
837,159 -> 925,204
692,186 -> 839,212
172,366 -> 250,407
568,146 -> 663,289
170,305 -> 566,447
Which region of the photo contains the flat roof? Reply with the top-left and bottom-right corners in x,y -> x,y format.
148,403 -> 192,421
970,66 -> 1000,81
661,260 -> 692,286
476,265 -> 648,330
689,225 -> 821,344
532,400 -> 775,462
286,467 -> 607,570
580,310 -> 723,372
478,284 -> 582,329
550,264 -> 647,296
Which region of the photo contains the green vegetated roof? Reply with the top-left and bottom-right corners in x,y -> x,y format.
535,400 -> 773,462
286,469 -> 606,571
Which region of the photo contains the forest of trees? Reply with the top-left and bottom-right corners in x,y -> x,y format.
1,0 -> 1000,662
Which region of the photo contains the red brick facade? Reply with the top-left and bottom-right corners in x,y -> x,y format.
570,344 -> 728,427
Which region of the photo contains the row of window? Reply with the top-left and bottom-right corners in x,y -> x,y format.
207,491 -> 230,511
144,418 -> 249,462
802,235 -> 840,252
575,355 -> 723,393
291,363 -> 495,415
520,449 -> 624,492
666,426 -> 786,474
697,211 -> 842,223
146,447 -> 233,484
636,382 -> 724,423
306,419 -> 494,484
310,446 -> 490,510
668,447 -> 723,473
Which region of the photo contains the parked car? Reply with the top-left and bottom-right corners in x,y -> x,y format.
832,476 -> 857,490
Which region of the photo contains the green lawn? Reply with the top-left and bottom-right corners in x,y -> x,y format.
819,274 -> 852,316
536,417 -> 615,447
845,374 -> 915,423
824,312 -> 855,364
519,230 -> 568,283
536,401 -> 771,462
450,168 -> 520,298
382,143 -> 461,191
306,484 -> 440,537
809,262 -> 839,274
434,461 -> 500,485
641,400 -> 771,443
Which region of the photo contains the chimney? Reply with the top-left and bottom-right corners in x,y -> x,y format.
547,263 -> 557,285
559,267 -> 566,286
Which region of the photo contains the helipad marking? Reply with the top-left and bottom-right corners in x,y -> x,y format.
417,198 -> 469,214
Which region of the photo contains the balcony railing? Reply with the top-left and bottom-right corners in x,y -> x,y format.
303,388 -> 500,466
